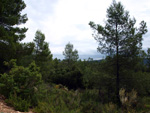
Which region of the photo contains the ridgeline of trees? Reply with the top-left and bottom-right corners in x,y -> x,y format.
0,0 -> 150,112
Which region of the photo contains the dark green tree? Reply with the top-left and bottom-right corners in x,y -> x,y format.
137,50 -> 147,72
33,30 -> 52,62
63,42 -> 79,64
89,0 -> 147,104
17,42 -> 35,67
33,30 -> 53,81
146,48 -> 150,71
0,0 -> 28,72
34,30 -> 45,56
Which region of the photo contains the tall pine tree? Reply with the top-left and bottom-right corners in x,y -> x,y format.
33,30 -> 53,81
0,0 -> 28,72
89,0 -> 147,105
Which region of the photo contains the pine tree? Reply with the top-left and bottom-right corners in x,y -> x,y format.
33,30 -> 53,81
89,0 -> 147,105
146,48 -> 150,71
0,0 -> 28,72
33,30 -> 52,61
63,42 -> 79,64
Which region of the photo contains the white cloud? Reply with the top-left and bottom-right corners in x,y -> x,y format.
22,0 -> 150,59
34,0 -> 112,55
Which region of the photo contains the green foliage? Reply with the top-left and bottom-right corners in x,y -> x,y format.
89,0 -> 147,105
33,30 -> 53,82
146,48 -> 150,71
33,84 -> 119,113
132,72 -> 150,96
33,30 -> 52,61
17,42 -> 35,67
33,85 -> 150,113
89,1 -> 147,56
51,64 -> 83,89
63,42 -> 79,64
0,0 -> 150,113
0,73 -> 14,97
137,97 -> 150,112
34,102 -> 53,113
0,59 -> 42,111
6,94 -> 30,112
81,89 -> 100,102
33,83 -> 82,113
82,67 -> 95,88
0,0 -> 28,73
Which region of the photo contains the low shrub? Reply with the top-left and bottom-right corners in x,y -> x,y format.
5,94 -> 30,112
0,59 -> 42,111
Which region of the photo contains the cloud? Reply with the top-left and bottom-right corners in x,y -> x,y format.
22,0 -> 59,42
22,0 -> 150,59
34,0 -> 112,55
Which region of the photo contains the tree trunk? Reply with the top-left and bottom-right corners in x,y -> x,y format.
115,22 -> 121,106
116,45 -> 120,105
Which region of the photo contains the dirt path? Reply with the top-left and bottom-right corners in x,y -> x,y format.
0,95 -> 34,113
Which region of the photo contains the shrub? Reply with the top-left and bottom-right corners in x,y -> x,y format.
101,102 -> 118,113
33,102 -> 53,113
51,65 -> 83,89
119,88 -> 137,110
6,94 -> 30,112
0,59 -> 42,111
33,84 -> 82,113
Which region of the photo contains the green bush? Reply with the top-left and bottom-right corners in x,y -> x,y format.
101,103 -> 118,113
33,84 -> 82,113
136,96 -> 150,112
34,102 -> 53,113
51,65 -> 83,89
0,59 -> 42,111
33,84 -> 119,113
81,89 -> 100,102
6,94 -> 30,112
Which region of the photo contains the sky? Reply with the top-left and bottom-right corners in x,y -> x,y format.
22,0 -> 150,60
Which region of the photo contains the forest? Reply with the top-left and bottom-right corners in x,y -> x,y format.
0,0 -> 150,112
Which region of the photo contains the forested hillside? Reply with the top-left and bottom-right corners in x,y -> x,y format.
0,0 -> 150,112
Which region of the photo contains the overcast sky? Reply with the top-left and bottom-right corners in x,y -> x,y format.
22,0 -> 150,60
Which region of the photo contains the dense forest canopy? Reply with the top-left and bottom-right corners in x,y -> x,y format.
0,0 -> 150,112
